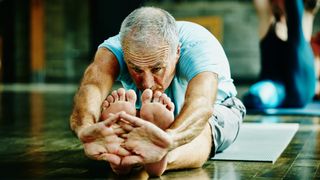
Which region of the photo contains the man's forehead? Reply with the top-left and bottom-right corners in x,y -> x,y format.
124,46 -> 170,67
127,58 -> 166,68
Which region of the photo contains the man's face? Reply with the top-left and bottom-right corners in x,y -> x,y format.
123,44 -> 180,93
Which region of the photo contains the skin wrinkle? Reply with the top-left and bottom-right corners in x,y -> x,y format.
122,40 -> 179,92
127,61 -> 167,73
123,44 -> 170,66
128,59 -> 167,91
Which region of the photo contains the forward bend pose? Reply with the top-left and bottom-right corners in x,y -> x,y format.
311,32 -> 320,99
70,7 -> 245,176
243,0 -> 320,108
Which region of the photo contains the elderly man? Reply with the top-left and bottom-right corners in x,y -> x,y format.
70,6 -> 245,176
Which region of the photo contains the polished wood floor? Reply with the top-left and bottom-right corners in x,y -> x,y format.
1,86 -> 320,179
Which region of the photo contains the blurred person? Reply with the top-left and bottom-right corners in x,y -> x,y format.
243,0 -> 320,108
311,32 -> 320,99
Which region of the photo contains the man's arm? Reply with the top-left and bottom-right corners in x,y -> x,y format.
167,71 -> 218,150
70,48 -> 120,137
114,71 -> 218,171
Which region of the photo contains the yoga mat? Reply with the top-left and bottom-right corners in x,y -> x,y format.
212,123 -> 299,163
246,101 -> 320,116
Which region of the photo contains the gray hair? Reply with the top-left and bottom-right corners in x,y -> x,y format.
119,7 -> 179,56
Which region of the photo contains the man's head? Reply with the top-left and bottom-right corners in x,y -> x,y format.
119,7 -> 180,93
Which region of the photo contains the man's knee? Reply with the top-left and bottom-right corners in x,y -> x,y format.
211,97 -> 245,153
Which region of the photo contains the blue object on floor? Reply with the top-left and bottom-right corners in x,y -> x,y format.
246,101 -> 320,116
243,80 -> 286,109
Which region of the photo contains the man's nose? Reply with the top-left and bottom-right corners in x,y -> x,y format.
142,72 -> 154,90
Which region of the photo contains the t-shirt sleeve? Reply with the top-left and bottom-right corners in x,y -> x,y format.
98,34 -> 127,81
178,22 -> 230,82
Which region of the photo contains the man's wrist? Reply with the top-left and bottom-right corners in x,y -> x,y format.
70,112 -> 97,139
166,129 -> 178,151
74,123 -> 93,139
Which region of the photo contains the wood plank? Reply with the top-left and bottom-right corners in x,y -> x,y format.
0,36 -> 2,81
30,0 -> 44,72
177,16 -> 223,43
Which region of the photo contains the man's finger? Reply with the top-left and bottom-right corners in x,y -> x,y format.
110,163 -> 131,175
112,124 -> 126,135
118,121 -> 134,132
120,133 -> 128,139
119,112 -> 145,127
100,153 -> 121,165
80,125 -> 109,142
121,155 -> 144,166
83,143 -> 108,160
103,113 -> 120,127
117,146 -> 131,156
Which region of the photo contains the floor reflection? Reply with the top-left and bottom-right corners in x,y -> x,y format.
0,89 -> 320,179
0,90 -> 77,178
161,167 -> 210,180
0,92 -> 30,132
27,92 -> 45,177
30,92 -> 44,136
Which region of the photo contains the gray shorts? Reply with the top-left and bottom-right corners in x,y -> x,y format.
208,96 -> 246,157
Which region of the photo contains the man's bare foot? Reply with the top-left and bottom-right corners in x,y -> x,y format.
99,88 -> 137,175
140,89 -> 174,130
100,88 -> 137,121
140,89 -> 174,176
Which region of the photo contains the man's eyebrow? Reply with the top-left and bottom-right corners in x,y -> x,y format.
149,61 -> 165,68
127,60 -> 165,69
127,61 -> 141,68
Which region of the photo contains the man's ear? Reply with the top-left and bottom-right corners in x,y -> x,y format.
175,44 -> 181,64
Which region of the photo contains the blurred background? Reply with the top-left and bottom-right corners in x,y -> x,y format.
0,2 -> 319,178
0,0 -> 319,85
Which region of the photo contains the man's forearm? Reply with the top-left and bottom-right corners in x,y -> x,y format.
167,97 -> 213,150
70,49 -> 119,137
167,72 -> 217,150
70,84 -> 106,136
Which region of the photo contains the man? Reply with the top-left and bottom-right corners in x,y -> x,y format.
70,6 -> 245,176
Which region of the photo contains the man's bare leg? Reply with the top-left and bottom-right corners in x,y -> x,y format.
139,89 -> 175,176
117,110 -> 213,176
100,88 -> 137,175
166,123 -> 212,170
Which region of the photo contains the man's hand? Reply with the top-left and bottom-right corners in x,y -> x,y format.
78,113 -> 131,165
118,112 -> 172,166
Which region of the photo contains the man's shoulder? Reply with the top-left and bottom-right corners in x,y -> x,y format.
176,21 -> 203,30
176,20 -> 215,43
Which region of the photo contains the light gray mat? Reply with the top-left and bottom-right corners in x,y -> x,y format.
212,123 -> 299,163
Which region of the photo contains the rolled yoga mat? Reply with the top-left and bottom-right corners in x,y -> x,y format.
246,101 -> 320,116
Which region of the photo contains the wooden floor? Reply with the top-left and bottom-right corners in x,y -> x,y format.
0,87 -> 320,179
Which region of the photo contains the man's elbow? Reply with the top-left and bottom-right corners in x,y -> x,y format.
205,105 -> 214,119
194,98 -> 214,119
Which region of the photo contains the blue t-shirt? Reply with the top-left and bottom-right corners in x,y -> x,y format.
99,21 -> 237,116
